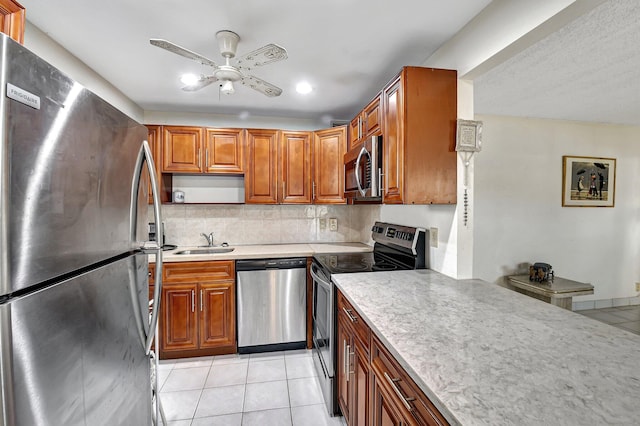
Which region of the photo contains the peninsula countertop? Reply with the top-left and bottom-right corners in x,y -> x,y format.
332,269 -> 640,425
150,242 -> 372,263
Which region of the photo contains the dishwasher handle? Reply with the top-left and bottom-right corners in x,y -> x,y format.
236,257 -> 307,271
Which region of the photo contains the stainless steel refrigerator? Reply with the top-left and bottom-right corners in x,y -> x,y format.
0,33 -> 164,425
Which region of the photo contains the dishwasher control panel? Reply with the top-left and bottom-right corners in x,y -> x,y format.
236,257 -> 307,271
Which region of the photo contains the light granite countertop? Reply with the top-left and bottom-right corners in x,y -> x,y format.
150,242 -> 371,263
332,269 -> 640,425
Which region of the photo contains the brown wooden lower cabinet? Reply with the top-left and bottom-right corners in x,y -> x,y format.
159,261 -> 236,359
337,289 -> 449,426
337,292 -> 370,426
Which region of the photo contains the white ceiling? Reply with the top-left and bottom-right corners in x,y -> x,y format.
19,0 -> 491,123
473,0 -> 640,126
18,0 -> 640,127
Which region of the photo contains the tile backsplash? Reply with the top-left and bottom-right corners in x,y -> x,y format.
149,204 -> 380,247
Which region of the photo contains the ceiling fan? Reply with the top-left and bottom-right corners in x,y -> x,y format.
150,30 -> 287,97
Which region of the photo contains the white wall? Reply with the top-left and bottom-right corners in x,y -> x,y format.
23,21 -> 144,122
473,114 -> 640,302
379,205 -> 457,275
144,110 -> 326,130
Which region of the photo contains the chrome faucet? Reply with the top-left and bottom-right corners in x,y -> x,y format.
200,232 -> 214,247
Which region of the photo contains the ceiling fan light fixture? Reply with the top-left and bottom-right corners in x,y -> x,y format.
221,80 -> 235,95
180,73 -> 200,86
296,81 -> 313,95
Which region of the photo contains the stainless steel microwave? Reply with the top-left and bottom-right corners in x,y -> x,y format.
344,135 -> 382,202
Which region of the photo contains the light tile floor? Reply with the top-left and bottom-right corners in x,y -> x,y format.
158,349 -> 346,426
577,304 -> 640,335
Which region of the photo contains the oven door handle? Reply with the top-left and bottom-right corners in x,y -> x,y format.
310,264 -> 331,290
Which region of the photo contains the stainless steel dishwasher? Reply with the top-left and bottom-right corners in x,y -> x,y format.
236,257 -> 307,354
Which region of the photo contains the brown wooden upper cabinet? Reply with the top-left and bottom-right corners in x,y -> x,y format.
146,125 -> 172,204
162,126 -> 243,174
314,126 -> 346,204
280,130 -> 312,204
349,94 -> 381,151
0,0 -> 25,45
245,129 -> 312,204
245,128 -> 279,204
204,128 -> 244,174
245,127 -> 346,204
382,67 -> 457,205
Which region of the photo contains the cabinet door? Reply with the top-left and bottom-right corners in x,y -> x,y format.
0,0 -> 25,44
280,131 -> 312,204
372,374 -> 413,426
245,129 -> 278,204
161,283 -> 198,352
162,126 -> 203,173
337,318 -> 351,421
204,128 -> 244,174
363,95 -> 382,138
313,126 -> 346,204
382,76 -> 404,204
146,125 -> 161,204
199,281 -> 236,349
353,341 -> 370,426
348,116 -> 361,151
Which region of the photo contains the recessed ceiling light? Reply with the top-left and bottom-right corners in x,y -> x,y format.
296,82 -> 313,95
180,73 -> 199,86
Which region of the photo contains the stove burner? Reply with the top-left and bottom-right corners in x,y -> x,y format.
372,263 -> 398,272
332,264 -> 370,273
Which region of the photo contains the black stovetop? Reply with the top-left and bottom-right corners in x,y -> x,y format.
313,222 -> 427,275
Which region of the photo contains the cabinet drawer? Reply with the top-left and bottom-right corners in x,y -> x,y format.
337,291 -> 370,351
164,261 -> 235,283
371,335 -> 448,426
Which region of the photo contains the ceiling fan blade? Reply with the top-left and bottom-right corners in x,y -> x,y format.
236,44 -> 287,70
240,75 -> 283,97
182,76 -> 218,92
150,39 -> 218,68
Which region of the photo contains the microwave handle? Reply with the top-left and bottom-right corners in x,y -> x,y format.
378,169 -> 384,195
355,146 -> 367,197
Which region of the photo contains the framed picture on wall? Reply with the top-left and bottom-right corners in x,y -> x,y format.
562,156 -> 616,207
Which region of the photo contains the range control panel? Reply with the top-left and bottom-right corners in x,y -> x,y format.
371,222 -> 426,252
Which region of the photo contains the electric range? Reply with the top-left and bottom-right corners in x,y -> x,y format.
310,222 -> 426,416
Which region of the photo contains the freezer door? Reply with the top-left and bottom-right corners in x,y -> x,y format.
0,34 -> 150,295
0,254 -> 152,425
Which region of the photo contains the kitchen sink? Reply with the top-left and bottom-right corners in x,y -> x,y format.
174,248 -> 235,255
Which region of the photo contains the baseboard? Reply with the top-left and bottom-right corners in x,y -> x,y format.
573,296 -> 640,311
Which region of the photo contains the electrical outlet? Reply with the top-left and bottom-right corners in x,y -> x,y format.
429,227 -> 438,248
636,282 -> 640,292
319,218 -> 327,230
329,218 -> 338,231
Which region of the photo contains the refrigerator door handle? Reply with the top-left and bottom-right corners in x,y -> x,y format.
130,140 -> 163,355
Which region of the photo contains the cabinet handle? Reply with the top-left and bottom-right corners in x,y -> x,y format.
343,339 -> 348,381
191,290 -> 195,313
342,306 -> 357,323
312,181 -> 316,201
200,289 -> 203,311
206,149 -> 209,169
197,149 -> 201,169
383,372 -> 415,412
347,345 -> 354,376
358,117 -> 362,139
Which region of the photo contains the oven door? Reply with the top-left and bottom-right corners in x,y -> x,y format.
344,136 -> 381,201
310,261 -> 334,377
